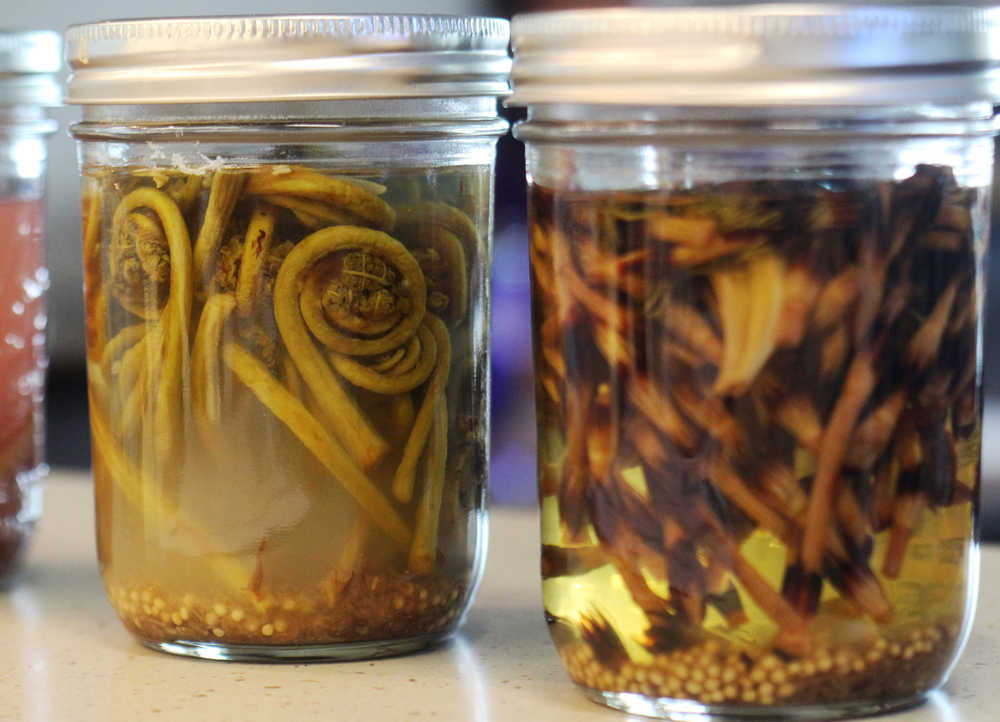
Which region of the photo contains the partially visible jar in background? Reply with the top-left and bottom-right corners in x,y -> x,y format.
511,6 -> 998,719
0,31 -> 59,586
65,15 -> 509,660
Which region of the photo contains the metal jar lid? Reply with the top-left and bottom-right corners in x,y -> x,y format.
65,14 -> 511,105
509,5 -> 1000,107
0,30 -> 61,106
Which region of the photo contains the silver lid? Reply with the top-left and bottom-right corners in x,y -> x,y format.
0,31 -> 61,106
509,5 -> 1000,107
65,15 -> 511,105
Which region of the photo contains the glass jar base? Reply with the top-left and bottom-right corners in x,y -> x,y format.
581,687 -> 929,721
142,631 -> 453,663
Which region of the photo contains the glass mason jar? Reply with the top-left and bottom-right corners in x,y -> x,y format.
65,15 -> 509,661
511,6 -> 997,718
0,31 -> 59,587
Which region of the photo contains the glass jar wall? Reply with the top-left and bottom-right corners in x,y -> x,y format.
0,31 -> 59,587
524,125 -> 990,716
66,15 -> 509,660
511,6 -> 998,718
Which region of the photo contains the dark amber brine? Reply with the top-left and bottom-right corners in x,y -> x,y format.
529,168 -> 983,711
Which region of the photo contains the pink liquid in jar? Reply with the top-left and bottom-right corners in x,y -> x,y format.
0,196 -> 47,583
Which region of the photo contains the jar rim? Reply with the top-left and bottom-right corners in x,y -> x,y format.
65,14 -> 511,105
508,5 -> 1000,107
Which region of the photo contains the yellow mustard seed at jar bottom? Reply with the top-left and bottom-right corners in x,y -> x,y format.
558,624 -> 958,708
109,574 -> 468,646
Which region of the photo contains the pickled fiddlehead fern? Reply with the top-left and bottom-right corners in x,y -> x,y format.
86,162 -> 487,649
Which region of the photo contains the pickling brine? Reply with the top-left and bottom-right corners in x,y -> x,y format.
530,167 -> 983,710
67,12 -> 508,661
83,163 -> 491,654
0,197 -> 47,583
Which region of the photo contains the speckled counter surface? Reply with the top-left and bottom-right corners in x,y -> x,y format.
0,472 -> 996,722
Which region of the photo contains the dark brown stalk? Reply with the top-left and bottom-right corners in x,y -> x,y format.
664,536 -> 707,624
592,322 -> 632,371
538,463 -> 560,498
952,381 -> 978,439
627,376 -> 697,453
580,610 -> 631,672
646,212 -> 717,246
820,324 -> 851,380
813,266 -> 860,331
586,399 -> 618,483
919,229 -> 964,252
672,380 -> 744,449
934,188 -> 973,233
707,586 -> 749,627
836,482 -> 871,551
946,287 -> 974,337
870,461 -> 899,532
774,395 -> 823,453
662,516 -> 686,549
915,370 -> 954,423
828,556 -> 892,624
658,303 -> 723,366
907,276 -> 962,371
894,416 -> 924,472
704,556 -> 748,626
538,372 -> 561,407
703,457 -> 794,542
559,378 -> 594,538
883,491 -> 926,579
576,242 -> 650,298
919,420 -> 957,508
670,234 -> 760,267
947,482 -> 975,507
776,262 -> 823,347
552,229 -> 637,333
529,227 -> 556,299
627,416 -> 671,472
888,165 -> 947,259
539,315 -> 567,380
879,417 -> 926,577
797,338 -> 881,613
845,389 -> 906,470
541,544 -> 608,578
779,502 -> 891,626
947,337 -> 978,405
696,503 -> 809,655
759,464 -> 809,518
880,278 -> 913,327
704,460 -> 890,641
852,249 -> 887,344
600,536 -> 673,621
662,340 -> 706,369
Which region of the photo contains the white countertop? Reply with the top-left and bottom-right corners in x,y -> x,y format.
0,471 -> 996,722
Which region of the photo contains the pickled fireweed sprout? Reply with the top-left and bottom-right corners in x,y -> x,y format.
532,166 -> 979,706
86,163 -> 481,641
